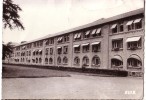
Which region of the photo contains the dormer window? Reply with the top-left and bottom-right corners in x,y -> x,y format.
134,18 -> 142,29
111,24 -> 117,33
39,41 -> 43,46
57,37 -> 63,43
119,23 -> 124,32
126,20 -> 134,31
37,41 -> 39,47
64,35 -> 69,42
74,33 -> 81,40
33,42 -> 36,47
84,30 -> 90,38
50,38 -> 54,44
45,40 -> 49,45
91,28 -> 101,37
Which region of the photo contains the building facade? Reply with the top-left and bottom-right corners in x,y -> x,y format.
8,8 -> 144,75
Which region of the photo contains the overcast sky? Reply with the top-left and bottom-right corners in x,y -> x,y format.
2,0 -> 144,44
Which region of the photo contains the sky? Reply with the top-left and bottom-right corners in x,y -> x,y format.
2,0 -> 144,44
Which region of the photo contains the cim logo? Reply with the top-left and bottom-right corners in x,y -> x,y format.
125,91 -> 136,94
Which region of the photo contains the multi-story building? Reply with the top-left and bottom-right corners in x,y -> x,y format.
8,8 -> 144,76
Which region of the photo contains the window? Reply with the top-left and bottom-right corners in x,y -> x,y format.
45,58 -> 48,64
50,48 -> 53,55
33,42 -> 36,47
126,20 -> 134,31
36,50 -> 39,55
74,45 -> 80,53
82,56 -> 89,66
91,28 -> 101,37
45,40 -> 49,45
27,51 -> 29,56
49,58 -> 53,64
39,50 -> 42,55
45,48 -> 49,55
32,59 -> 35,63
23,52 -> 25,56
92,56 -> 100,67
64,35 -> 69,42
22,46 -> 26,50
82,43 -> 90,52
112,39 -> 123,50
36,58 -> 38,63
50,38 -> 54,44
119,22 -> 124,32
57,57 -> 61,64
27,59 -> 30,63
39,58 -> 42,63
111,24 -> 117,33
92,42 -> 100,52
29,44 -> 32,48
37,41 -> 39,47
29,51 -> 31,56
40,41 -> 43,46
27,44 -> 29,49
74,34 -> 78,40
128,59 -> 142,68
126,37 -> 141,50
112,59 -> 123,68
27,44 -> 31,49
63,46 -> 68,54
111,55 -> 123,68
84,30 -> 90,38
74,33 -> 81,40
63,57 -> 68,64
127,55 -> 142,68
57,47 -> 62,54
57,37 -> 63,43
33,50 -> 35,56
74,57 -> 80,65
46,38 -> 54,45
134,18 -> 142,29
16,46 -> 20,50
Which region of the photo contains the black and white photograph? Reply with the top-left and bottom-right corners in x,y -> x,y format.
2,0 -> 144,99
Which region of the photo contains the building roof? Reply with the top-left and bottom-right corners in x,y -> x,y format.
16,8 -> 144,47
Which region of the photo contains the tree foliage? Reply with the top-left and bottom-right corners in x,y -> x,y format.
2,42 -> 13,60
3,0 -> 24,30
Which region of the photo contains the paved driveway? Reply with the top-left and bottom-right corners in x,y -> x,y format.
2,65 -> 143,99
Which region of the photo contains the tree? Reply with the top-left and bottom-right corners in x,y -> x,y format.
2,42 -> 13,60
3,0 -> 24,60
3,0 -> 24,30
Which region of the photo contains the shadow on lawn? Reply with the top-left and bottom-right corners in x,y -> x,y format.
2,67 -> 71,78
2,75 -> 71,78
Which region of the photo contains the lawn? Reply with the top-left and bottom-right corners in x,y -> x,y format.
2,65 -> 71,78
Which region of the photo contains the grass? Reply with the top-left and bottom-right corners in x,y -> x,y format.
2,65 -> 71,78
